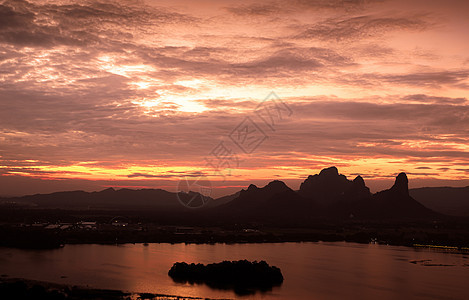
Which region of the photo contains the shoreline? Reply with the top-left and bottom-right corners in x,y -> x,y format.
1,225 -> 469,252
0,277 -> 230,300
2,239 -> 469,256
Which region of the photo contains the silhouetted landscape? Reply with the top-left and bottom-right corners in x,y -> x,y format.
0,167 -> 462,217
2,0 -> 469,298
1,167 -> 469,251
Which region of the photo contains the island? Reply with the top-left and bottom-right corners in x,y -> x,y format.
168,260 -> 284,295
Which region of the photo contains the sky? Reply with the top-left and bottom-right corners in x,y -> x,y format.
0,0 -> 469,197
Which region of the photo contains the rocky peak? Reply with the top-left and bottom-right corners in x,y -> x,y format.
247,184 -> 258,191
353,175 -> 366,187
319,166 -> 339,177
347,175 -> 371,199
265,180 -> 290,192
299,167 -> 352,202
390,172 -> 409,195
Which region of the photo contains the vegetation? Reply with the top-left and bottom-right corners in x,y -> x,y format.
168,260 -> 283,295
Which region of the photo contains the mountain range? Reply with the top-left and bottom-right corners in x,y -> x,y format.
1,167 -> 468,221
211,167 -> 438,222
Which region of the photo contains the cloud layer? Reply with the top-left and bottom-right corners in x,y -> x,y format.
1,0 -> 468,196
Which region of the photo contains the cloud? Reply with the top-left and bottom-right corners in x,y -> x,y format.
226,3 -> 282,16
295,13 -> 431,41
1,0 -> 469,195
246,97 -> 469,163
0,2 -> 34,29
337,70 -> 469,88
295,0 -> 385,10
378,70 -> 469,88
127,171 -> 206,178
0,0 -> 195,48
1,87 -> 468,168
133,46 -> 353,84
401,94 -> 467,105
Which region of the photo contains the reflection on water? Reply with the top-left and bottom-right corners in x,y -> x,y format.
0,242 -> 468,300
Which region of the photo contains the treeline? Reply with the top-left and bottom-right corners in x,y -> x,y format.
168,260 -> 283,295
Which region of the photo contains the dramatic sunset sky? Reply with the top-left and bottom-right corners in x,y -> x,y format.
1,0 -> 468,197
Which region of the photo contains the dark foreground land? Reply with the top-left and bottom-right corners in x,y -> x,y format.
0,278 -> 213,300
1,208 -> 469,250
2,169 -> 469,250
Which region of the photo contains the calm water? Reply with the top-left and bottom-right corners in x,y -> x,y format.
0,242 -> 468,299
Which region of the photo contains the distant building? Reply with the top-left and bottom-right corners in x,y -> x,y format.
44,224 -> 60,229
112,221 -> 128,227
78,221 -> 97,230
79,221 -> 97,226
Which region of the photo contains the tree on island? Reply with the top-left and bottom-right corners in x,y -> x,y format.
168,260 -> 284,295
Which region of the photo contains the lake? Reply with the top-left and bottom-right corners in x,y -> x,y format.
0,242 -> 468,299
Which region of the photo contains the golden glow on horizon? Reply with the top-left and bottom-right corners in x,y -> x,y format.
1,0 -> 469,194
1,156 -> 468,184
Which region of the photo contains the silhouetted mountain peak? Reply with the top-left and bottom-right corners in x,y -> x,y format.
220,179 -> 301,217
299,167 -> 352,202
370,172 -> 437,219
319,166 -> 339,177
233,181 -> 293,208
247,184 -> 258,191
244,181 -> 291,195
353,175 -> 365,186
347,175 -> 371,199
390,172 -> 409,195
265,180 -> 290,192
100,187 -> 116,193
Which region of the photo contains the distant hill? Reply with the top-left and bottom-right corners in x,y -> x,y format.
410,186 -> 469,216
206,191 -> 240,208
0,188 -> 212,212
